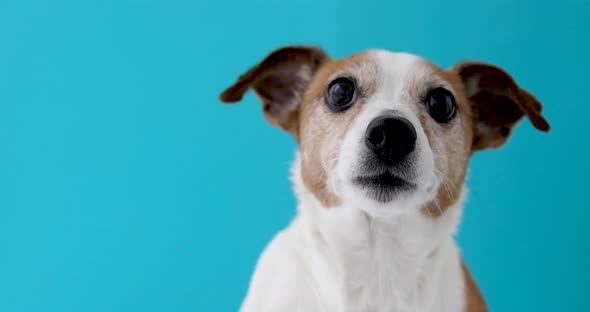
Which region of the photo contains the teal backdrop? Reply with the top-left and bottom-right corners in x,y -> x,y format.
1,1 -> 588,311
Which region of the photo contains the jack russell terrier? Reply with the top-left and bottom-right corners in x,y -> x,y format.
219,46 -> 549,312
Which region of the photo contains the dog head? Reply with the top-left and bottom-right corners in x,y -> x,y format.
220,46 -> 549,218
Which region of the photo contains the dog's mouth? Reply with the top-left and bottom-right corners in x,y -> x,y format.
353,171 -> 415,202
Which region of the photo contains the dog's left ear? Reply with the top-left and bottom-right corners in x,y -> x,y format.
451,62 -> 550,151
219,46 -> 330,137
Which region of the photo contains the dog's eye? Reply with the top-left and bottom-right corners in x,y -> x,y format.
325,77 -> 356,111
425,88 -> 457,123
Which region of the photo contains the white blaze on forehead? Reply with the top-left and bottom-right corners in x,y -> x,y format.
371,49 -> 426,78
371,49 -> 446,99
359,51 -> 418,118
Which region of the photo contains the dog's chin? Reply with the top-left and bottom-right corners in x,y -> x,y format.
353,171 -> 417,203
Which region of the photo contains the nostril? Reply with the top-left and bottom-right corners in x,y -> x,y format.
367,127 -> 385,146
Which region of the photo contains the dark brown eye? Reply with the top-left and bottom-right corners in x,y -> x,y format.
325,77 -> 356,111
425,88 -> 456,123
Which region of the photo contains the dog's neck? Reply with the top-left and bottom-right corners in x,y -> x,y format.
290,156 -> 465,309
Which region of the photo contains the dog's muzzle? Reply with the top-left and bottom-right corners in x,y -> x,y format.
353,113 -> 418,202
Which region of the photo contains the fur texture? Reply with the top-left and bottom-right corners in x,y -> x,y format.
220,47 -> 549,312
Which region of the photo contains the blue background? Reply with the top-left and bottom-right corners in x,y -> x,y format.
1,1 -> 588,311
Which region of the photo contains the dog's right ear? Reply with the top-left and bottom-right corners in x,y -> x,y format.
219,46 -> 330,137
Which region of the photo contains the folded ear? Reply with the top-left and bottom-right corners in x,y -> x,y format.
219,46 -> 330,137
452,62 -> 550,151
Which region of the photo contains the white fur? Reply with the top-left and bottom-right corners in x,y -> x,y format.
239,51 -> 468,312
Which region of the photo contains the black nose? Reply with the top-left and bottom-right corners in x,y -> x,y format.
365,115 -> 417,164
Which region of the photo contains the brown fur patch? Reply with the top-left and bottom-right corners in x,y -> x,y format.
298,52 -> 379,207
419,64 -> 474,217
421,61 -> 549,217
462,260 -> 488,312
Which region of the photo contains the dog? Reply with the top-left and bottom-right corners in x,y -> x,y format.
219,46 -> 549,312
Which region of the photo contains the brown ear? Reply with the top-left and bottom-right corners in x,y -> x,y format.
219,46 -> 330,137
452,62 -> 550,151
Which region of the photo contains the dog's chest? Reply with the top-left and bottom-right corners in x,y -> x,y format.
331,247 -> 443,311
302,222 -> 465,312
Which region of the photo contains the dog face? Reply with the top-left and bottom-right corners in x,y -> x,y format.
220,46 -> 549,218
